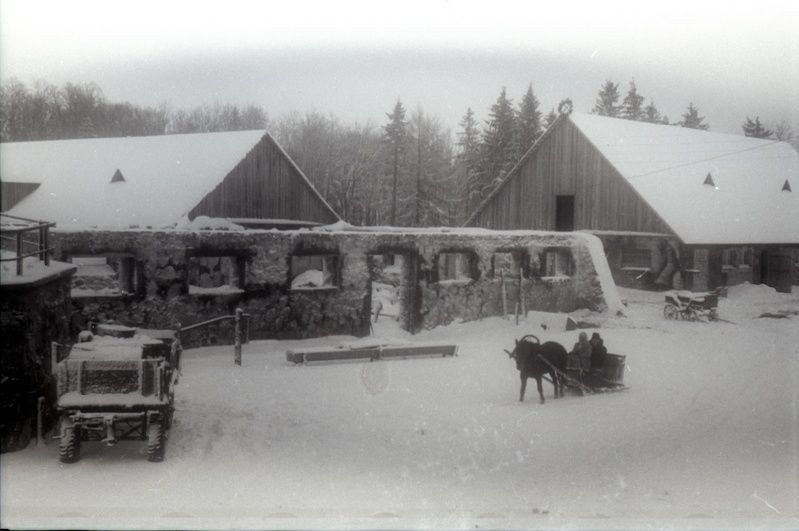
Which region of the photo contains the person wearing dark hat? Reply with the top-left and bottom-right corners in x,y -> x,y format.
568,332 -> 592,372
589,332 -> 607,368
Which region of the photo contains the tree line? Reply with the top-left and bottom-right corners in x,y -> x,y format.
592,78 -> 797,144
2,77 -> 796,228
0,78 -> 268,141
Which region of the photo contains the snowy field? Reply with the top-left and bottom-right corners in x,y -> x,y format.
2,284 -> 798,530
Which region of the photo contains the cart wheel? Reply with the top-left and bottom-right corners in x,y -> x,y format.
663,304 -> 679,320
59,417 -> 81,464
683,308 -> 697,321
147,420 -> 166,462
709,309 -> 719,322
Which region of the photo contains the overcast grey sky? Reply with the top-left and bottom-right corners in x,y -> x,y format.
1,0 -> 797,137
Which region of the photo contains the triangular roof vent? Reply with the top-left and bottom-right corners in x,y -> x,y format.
703,173 -> 715,187
110,169 -> 126,184
782,179 -> 792,192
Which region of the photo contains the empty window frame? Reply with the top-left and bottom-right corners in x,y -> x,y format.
70,255 -> 141,296
188,255 -> 244,294
741,248 -> 753,268
290,254 -> 339,289
621,248 -> 652,269
437,252 -> 475,283
721,248 -> 739,268
491,251 -> 524,279
538,248 -> 575,278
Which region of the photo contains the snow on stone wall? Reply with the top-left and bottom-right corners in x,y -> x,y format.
51,227 -> 620,342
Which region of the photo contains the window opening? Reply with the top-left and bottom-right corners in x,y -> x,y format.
110,168 -> 126,184
188,255 -> 243,294
741,248 -> 753,268
291,254 -> 338,289
555,195 -> 575,231
438,252 -> 474,283
491,252 -> 522,279
70,255 -> 140,296
722,248 -> 739,269
621,248 -> 651,269
538,249 -> 575,278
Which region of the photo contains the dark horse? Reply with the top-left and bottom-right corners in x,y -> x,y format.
506,335 -> 568,404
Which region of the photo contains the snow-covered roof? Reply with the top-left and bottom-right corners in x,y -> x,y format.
0,130 -> 269,229
569,113 -> 799,245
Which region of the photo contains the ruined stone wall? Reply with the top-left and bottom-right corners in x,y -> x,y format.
593,233 -> 686,290
1,273 -> 73,452
52,228 -> 614,342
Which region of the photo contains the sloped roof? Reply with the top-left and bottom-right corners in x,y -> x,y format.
0,130 -> 269,229
569,113 -> 799,245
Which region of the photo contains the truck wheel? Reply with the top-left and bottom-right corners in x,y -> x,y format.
147,420 -> 166,462
663,304 -> 679,320
59,417 -> 81,464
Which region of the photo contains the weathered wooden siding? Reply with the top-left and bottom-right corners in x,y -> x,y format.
467,118 -> 673,234
188,134 -> 340,224
1,182 -> 41,212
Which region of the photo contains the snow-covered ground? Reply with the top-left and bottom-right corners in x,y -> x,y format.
2,284 -> 798,530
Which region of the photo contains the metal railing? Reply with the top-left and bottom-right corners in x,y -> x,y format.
0,214 -> 55,276
179,309 -> 251,365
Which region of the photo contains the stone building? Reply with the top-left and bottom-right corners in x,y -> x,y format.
465,112 -> 799,293
51,226 -> 623,344
1,216 -> 75,452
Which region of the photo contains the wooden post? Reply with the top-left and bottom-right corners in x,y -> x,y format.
16,232 -> 22,276
515,302 -> 520,325
501,271 -> 508,318
37,397 -> 45,446
51,342 -> 59,375
234,308 -> 243,366
519,276 -> 526,318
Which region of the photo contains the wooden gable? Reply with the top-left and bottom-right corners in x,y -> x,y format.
188,132 -> 340,225
1,182 -> 41,211
465,115 -> 674,235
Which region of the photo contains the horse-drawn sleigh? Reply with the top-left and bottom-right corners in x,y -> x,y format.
505,334 -> 627,404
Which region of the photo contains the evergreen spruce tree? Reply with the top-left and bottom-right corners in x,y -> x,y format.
679,103 -> 710,130
457,108 -> 484,212
621,79 -> 645,121
383,99 -> 407,226
544,109 -> 558,129
742,116 -> 774,139
481,87 -> 517,186
516,83 -> 543,158
642,99 -> 665,124
592,80 -> 622,117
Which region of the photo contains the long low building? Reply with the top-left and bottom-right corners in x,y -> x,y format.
465,112 -> 799,293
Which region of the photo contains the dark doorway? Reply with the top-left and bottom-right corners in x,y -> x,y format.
555,195 -> 575,231
761,249 -> 793,293
367,253 -> 415,336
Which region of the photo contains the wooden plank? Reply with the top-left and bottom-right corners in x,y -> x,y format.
379,344 -> 458,359
286,347 -> 379,364
286,344 -> 458,364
